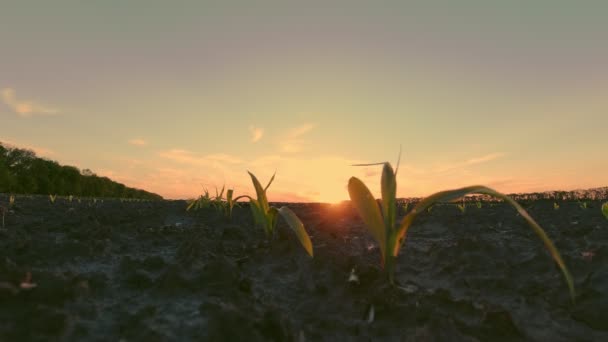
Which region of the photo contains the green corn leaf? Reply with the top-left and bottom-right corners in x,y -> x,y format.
278,206 -> 313,257
395,185 -> 575,301
264,172 -> 276,192
602,202 -> 608,219
226,189 -> 233,203
186,199 -> 196,211
381,163 -> 397,234
267,207 -> 279,235
248,171 -> 270,213
348,176 -> 386,262
250,199 -> 266,228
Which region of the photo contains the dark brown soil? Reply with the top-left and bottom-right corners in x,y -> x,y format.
0,194 -> 606,341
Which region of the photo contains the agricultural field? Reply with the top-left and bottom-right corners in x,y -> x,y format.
0,192 -> 606,341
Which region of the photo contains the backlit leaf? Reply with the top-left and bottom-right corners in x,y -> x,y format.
395,185 -> 575,301
278,206 -> 313,257
348,177 -> 386,262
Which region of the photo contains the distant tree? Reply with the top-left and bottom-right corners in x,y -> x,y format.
0,141 -> 162,200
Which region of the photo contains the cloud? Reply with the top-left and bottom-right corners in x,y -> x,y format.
434,152 -> 506,173
249,125 -> 264,143
280,123 -> 316,153
1,88 -> 59,117
159,149 -> 243,167
128,138 -> 148,147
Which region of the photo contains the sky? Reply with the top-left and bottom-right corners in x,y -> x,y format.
1,0 -> 607,203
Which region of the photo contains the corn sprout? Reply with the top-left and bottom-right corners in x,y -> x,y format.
348,159 -> 574,300
239,171 -> 313,257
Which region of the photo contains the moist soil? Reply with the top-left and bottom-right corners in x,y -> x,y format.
0,194 -> 607,341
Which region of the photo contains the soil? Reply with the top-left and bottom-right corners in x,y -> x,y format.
0,194 -> 607,341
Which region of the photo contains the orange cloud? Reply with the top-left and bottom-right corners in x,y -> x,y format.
128,138 -> 148,146
1,88 -> 58,117
249,125 -> 264,143
280,123 -> 316,153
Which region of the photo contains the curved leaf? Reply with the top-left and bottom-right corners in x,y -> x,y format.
395,185 -> 575,301
248,171 -> 270,213
381,163 -> 397,234
348,177 -> 386,262
278,206 -> 313,257
264,171 -> 276,192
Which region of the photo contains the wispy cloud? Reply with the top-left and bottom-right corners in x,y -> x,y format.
159,149 -> 243,167
1,88 -> 59,117
249,125 -> 264,143
128,138 -> 148,147
434,152 -> 506,173
280,123 -> 316,153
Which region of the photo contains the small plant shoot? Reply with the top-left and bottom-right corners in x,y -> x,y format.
187,188 -> 212,211
348,156 -> 575,301
240,171 -> 313,257
602,202 -> 608,220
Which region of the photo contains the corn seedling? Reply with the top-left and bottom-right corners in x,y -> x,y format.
578,201 -> 587,209
239,171 -> 313,257
602,202 -> 608,220
186,188 -> 212,211
68,195 -> 73,203
49,194 -> 57,204
457,199 -> 466,213
476,201 -> 482,209
348,159 -> 575,300
211,186 -> 227,214
224,189 -> 241,219
554,202 -> 560,210
9,195 -> 15,207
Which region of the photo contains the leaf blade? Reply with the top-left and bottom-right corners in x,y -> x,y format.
348,177 -> 386,261
278,206 -> 313,257
248,171 -> 270,213
380,163 -> 397,235
395,185 -> 575,301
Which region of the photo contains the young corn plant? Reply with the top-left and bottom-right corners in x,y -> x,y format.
476,201 -> 482,209
602,202 -> 608,220
554,202 -> 560,210
186,188 -> 212,211
224,189 -> 240,219
9,195 -> 15,208
238,171 -> 313,257
49,194 -> 57,204
348,160 -> 575,301
457,200 -> 466,213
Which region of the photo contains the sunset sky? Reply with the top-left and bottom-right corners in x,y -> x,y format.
1,1 -> 607,203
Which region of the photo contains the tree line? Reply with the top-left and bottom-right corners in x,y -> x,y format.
0,142 -> 162,200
